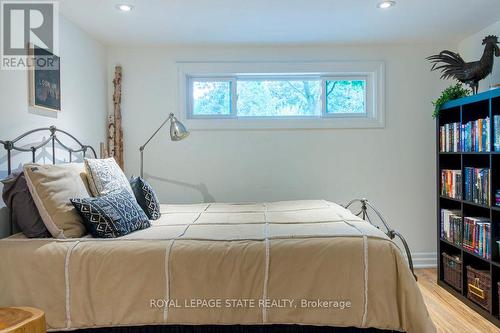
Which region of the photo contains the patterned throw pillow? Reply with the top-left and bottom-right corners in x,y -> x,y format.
70,189 -> 151,238
84,158 -> 134,197
130,177 -> 161,220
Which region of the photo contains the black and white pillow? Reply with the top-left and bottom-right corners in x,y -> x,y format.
70,189 -> 151,238
130,177 -> 161,220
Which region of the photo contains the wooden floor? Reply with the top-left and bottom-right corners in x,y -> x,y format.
416,268 -> 500,333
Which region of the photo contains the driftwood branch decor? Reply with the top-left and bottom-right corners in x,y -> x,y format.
107,65 -> 124,169
107,115 -> 115,158
99,142 -> 107,159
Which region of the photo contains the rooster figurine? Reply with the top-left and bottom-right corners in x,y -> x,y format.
427,35 -> 499,94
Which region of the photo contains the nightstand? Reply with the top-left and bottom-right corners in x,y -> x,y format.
0,307 -> 46,333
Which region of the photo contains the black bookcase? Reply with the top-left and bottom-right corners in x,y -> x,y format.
437,88 -> 500,327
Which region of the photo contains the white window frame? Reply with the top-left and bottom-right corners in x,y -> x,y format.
323,76 -> 370,118
189,77 -> 236,119
177,61 -> 385,129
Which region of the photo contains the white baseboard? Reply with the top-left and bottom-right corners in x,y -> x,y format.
403,252 -> 437,268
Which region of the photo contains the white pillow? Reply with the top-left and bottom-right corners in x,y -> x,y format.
24,163 -> 90,238
84,158 -> 133,197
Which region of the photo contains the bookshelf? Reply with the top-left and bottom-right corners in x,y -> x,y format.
437,88 -> 500,327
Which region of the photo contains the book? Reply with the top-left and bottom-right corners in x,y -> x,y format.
441,169 -> 462,199
447,117 -> 491,153
464,167 -> 490,205
495,115 -> 500,152
440,122 -> 461,152
440,209 -> 461,246
463,217 -> 491,259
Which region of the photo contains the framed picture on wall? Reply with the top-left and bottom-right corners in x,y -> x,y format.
28,44 -> 61,111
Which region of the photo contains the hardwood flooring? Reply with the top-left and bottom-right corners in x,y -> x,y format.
416,268 -> 499,332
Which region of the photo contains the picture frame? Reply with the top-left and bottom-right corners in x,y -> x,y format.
28,43 -> 61,112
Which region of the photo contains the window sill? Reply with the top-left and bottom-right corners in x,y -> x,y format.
182,116 -> 385,130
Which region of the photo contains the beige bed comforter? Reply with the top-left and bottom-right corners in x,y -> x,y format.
0,200 -> 436,332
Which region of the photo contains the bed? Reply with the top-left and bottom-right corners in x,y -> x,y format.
0,127 -> 436,333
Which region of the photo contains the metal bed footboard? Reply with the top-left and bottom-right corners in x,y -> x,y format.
343,198 -> 417,280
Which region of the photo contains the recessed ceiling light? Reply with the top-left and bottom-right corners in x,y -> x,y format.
377,1 -> 396,9
116,4 -> 134,12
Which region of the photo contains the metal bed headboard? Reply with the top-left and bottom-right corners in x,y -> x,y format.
0,126 -> 97,235
0,126 -> 97,176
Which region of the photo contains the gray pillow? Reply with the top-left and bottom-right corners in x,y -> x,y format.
1,171 -> 50,238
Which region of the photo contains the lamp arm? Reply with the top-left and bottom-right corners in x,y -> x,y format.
139,113 -> 174,178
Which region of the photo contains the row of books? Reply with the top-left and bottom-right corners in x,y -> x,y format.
439,117 -> 491,152
495,116 -> 500,152
496,189 -> 500,207
441,169 -> 462,199
463,118 -> 490,152
439,122 -> 461,152
464,167 -> 490,206
463,217 -> 491,260
440,209 -> 461,246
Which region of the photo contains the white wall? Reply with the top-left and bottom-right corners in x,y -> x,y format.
459,19 -> 500,93
0,15 -> 108,237
107,43 -> 451,260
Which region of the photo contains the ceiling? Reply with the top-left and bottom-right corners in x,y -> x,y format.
59,0 -> 500,46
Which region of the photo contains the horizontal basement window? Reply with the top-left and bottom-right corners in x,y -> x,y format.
178,62 -> 385,129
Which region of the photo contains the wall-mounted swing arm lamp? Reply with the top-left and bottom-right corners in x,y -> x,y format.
139,113 -> 189,178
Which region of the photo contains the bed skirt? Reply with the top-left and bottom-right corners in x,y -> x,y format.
53,325 -> 395,333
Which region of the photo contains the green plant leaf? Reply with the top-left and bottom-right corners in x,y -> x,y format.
432,83 -> 471,118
